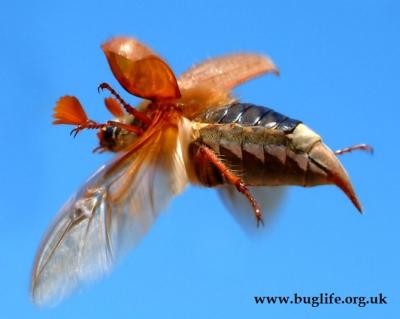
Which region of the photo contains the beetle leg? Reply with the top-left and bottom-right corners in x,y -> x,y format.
71,120 -> 142,138
335,143 -> 374,156
198,145 -> 264,227
98,82 -> 152,126
70,120 -> 105,137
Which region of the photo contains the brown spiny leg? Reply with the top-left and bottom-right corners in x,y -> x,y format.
335,143 -> 374,156
98,82 -> 152,126
198,145 -> 264,227
71,120 -> 143,137
70,120 -> 105,137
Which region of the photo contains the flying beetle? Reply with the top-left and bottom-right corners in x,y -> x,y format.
31,36 -> 372,306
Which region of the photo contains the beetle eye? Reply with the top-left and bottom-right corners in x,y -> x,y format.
103,126 -> 115,141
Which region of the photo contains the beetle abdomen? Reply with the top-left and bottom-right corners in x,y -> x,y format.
190,103 -> 324,187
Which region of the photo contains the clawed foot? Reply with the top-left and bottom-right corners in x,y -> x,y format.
70,125 -> 85,137
98,82 -> 111,93
256,210 -> 264,228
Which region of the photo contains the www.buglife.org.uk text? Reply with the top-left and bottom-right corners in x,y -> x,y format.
254,293 -> 387,308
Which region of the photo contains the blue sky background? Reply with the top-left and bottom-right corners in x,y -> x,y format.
0,0 -> 399,318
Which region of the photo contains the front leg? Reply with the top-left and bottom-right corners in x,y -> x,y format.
98,82 -> 151,126
197,145 -> 264,227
